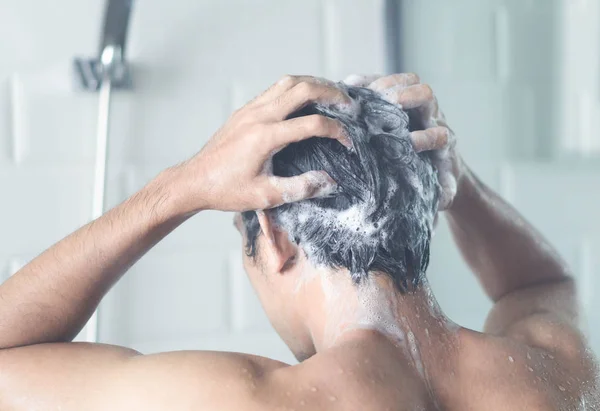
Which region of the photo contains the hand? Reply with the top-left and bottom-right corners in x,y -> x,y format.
171,76 -> 353,213
344,73 -> 463,210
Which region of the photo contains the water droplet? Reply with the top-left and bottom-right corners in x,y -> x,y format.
242,368 -> 249,373
299,400 -> 306,406
528,367 -> 534,372
526,353 -> 532,360
548,354 -> 555,360
310,387 -> 317,392
329,396 -> 337,402
508,356 -> 514,363
337,368 -> 344,374
559,385 -> 566,392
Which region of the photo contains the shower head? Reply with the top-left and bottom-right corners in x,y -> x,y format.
73,0 -> 134,91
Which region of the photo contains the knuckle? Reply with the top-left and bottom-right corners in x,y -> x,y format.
308,115 -> 329,132
421,84 -> 434,99
438,127 -> 450,146
370,77 -> 386,90
232,109 -> 253,126
405,72 -> 420,84
297,175 -> 313,193
295,80 -> 314,95
267,187 -> 285,207
278,74 -> 297,87
247,124 -> 267,140
264,191 -> 278,207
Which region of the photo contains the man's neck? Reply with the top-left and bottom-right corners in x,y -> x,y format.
299,268 -> 460,379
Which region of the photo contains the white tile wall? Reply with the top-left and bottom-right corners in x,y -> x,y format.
0,164 -> 93,255
10,67 -> 98,165
0,82 -> 11,166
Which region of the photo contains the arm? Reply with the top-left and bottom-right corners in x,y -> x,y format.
446,167 -> 578,331
446,166 -> 583,352
0,75 -> 350,351
356,73 -> 583,344
446,167 -> 572,303
0,175 -> 188,349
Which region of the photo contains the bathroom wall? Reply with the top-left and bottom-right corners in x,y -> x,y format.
1,0 -> 599,363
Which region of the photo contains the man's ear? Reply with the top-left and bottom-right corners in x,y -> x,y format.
256,210 -> 297,274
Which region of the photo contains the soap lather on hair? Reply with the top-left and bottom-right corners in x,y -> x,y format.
243,84 -> 439,292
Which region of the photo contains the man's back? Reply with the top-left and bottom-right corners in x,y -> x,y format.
0,324 -> 595,411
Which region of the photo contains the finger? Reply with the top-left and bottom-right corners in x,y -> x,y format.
343,74 -> 382,87
369,73 -> 420,92
255,210 -> 276,245
410,127 -> 450,153
379,83 -> 434,111
436,166 -> 457,211
268,81 -> 352,121
268,171 -> 338,206
268,115 -> 352,152
251,75 -> 334,107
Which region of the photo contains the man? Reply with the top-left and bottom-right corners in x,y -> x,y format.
0,74 -> 597,410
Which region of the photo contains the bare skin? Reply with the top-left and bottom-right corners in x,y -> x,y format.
0,74 -> 598,411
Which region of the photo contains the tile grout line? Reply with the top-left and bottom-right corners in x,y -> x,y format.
9,73 -> 26,165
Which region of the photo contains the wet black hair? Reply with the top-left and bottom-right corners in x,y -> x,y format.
242,84 -> 439,292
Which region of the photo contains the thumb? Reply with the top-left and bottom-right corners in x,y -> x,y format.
268,171 -> 338,206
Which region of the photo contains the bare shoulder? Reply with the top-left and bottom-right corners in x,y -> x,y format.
456,327 -> 599,410
453,278 -> 600,409
97,348 -> 292,411
0,342 -> 290,411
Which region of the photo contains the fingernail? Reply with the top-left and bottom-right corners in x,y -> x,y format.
302,171 -> 337,200
310,181 -> 338,199
340,132 -> 354,150
256,210 -> 276,245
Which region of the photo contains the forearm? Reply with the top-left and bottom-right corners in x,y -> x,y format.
0,168 -> 193,349
446,165 -> 572,302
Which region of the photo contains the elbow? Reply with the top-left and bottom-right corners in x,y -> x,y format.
489,272 -> 575,303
